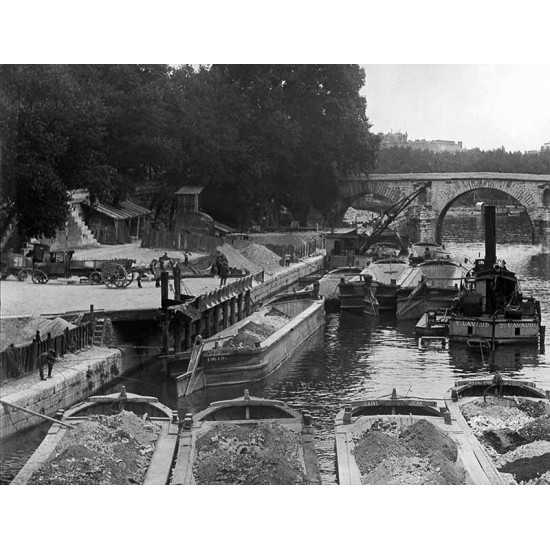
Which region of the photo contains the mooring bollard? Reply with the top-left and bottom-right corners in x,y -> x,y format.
182,413 -> 193,430
343,405 -> 352,425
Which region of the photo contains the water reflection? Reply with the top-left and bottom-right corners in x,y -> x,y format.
2,240 -> 548,484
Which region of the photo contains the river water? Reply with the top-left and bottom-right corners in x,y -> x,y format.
1,213 -> 549,484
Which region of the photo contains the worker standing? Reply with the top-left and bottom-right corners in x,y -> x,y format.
39,349 -> 57,380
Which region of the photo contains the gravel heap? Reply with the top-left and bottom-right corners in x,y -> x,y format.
460,397 -> 550,485
193,423 -> 307,484
222,308 -> 289,350
216,244 -> 259,274
30,411 -> 160,485
352,419 -> 465,485
239,243 -> 283,276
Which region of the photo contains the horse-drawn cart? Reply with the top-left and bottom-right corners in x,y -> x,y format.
1,244 -> 135,288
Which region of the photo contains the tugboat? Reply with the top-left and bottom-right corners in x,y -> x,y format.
337,271 -> 379,315
395,259 -> 467,321
448,204 -> 542,345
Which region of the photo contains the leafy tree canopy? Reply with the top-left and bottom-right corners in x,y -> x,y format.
0,64 -> 379,239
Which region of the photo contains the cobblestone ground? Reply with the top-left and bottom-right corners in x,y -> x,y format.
0,277 -> 240,317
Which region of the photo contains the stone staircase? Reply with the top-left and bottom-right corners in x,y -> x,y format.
70,205 -> 99,247
0,217 -> 16,251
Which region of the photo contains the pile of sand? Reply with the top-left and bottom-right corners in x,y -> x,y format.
216,244 -> 259,274
352,419 -> 465,485
193,423 -> 307,484
30,411 -> 160,485
239,243 -> 283,276
0,316 -> 76,351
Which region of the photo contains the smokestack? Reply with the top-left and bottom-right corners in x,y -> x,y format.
483,204 -> 496,265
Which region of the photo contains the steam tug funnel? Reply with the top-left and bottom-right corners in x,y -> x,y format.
483,204 -> 497,266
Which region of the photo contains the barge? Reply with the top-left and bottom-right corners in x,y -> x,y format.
317,266 -> 362,308
361,258 -> 409,313
448,377 -> 550,484
337,270 -> 379,315
396,259 -> 466,321
335,389 -> 504,484
174,296 -> 325,397
171,390 -> 320,484
11,388 -> 179,485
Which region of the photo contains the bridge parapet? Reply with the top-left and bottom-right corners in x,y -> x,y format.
342,172 -> 550,245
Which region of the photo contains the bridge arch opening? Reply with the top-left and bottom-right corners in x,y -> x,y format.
435,188 -> 535,244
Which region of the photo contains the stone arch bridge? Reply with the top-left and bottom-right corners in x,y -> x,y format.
341,172 -> 550,244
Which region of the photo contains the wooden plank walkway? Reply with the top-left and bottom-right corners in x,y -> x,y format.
170,431 -> 195,485
446,400 -> 504,485
143,421 -> 180,485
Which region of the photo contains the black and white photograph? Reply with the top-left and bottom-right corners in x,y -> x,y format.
1,2 -> 549,549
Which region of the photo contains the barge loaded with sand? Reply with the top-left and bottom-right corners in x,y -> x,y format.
449,377 -> 550,484
175,296 -> 325,398
171,390 -> 320,484
11,388 -> 179,485
335,389 -> 504,484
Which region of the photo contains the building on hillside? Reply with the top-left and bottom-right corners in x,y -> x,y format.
379,131 -> 463,152
408,139 -> 463,153
542,142 -> 550,151
39,189 -> 152,249
84,199 -> 151,244
174,185 -> 233,237
380,132 -> 408,148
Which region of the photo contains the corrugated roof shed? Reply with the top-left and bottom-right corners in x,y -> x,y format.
119,200 -> 151,217
92,200 -> 151,220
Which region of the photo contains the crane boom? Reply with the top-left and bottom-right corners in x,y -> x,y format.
358,184 -> 428,254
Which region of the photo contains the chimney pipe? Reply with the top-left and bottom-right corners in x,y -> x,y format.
483,204 -> 496,266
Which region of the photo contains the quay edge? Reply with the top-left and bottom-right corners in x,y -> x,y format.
0,347 -> 122,439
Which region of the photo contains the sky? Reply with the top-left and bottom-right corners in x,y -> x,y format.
361,65 -> 550,152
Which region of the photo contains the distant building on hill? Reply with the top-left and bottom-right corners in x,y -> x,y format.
542,142 -> 550,152
379,131 -> 463,152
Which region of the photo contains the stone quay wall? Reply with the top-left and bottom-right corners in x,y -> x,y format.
0,347 -> 122,439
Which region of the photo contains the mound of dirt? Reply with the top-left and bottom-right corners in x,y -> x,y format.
518,415 -> 550,443
460,399 -> 531,436
517,400 -> 550,418
239,243 -> 283,276
400,419 -> 458,462
222,309 -> 290,350
352,420 -> 465,485
30,411 -> 160,485
193,423 -> 307,484
482,428 -> 527,454
216,244 -> 259,274
0,316 -> 76,351
353,431 -> 411,474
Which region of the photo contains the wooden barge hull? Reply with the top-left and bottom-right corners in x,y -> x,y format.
396,288 -> 457,321
335,396 -> 504,485
11,391 -> 179,485
171,393 -> 320,484
176,299 -> 325,397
